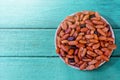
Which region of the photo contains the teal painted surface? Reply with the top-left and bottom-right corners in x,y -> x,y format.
0,57 -> 120,80
0,0 -> 119,28
0,29 -> 55,56
0,0 -> 119,80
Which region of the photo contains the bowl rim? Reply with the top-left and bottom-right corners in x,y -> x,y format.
54,11 -> 115,70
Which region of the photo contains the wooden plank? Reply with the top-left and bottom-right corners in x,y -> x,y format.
0,29 -> 55,56
0,0 -> 120,28
0,29 -> 119,56
0,57 -> 119,80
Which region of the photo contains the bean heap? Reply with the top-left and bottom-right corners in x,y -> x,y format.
56,11 -> 116,70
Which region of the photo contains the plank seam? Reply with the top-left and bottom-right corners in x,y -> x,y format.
0,28 -> 118,29
0,56 -> 119,58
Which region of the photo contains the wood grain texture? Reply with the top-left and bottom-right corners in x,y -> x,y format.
0,57 -> 119,80
0,0 -> 120,28
0,29 -> 118,56
0,29 -> 55,56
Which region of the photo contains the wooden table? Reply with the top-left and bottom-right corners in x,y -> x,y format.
0,0 -> 120,80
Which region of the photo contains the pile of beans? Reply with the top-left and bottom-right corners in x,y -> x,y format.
55,11 -> 116,70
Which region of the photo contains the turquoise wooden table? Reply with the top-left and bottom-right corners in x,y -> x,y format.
0,0 -> 120,80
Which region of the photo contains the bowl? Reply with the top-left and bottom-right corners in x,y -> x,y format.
55,11 -> 115,70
